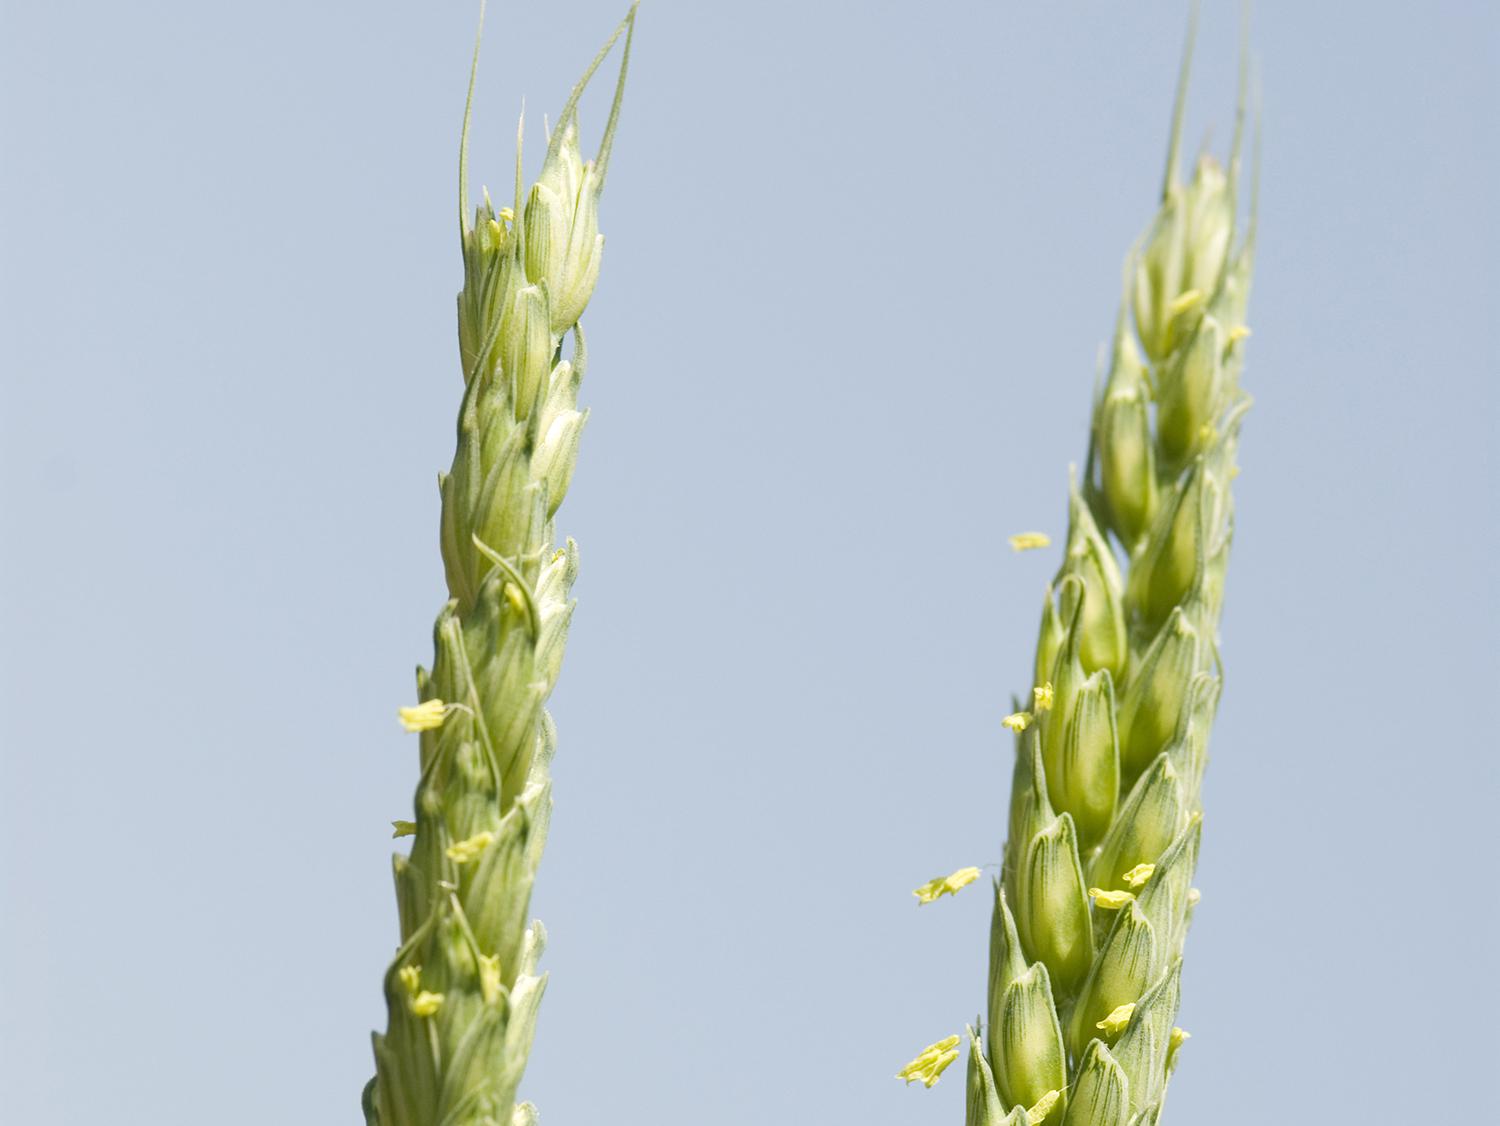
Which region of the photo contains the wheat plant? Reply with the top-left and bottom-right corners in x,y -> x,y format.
361,8 -> 635,1124
905,21 -> 1256,1126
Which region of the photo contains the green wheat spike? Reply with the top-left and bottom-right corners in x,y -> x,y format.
992,26 -> 1253,1126
362,6 -> 636,1124
905,13 -> 1257,1125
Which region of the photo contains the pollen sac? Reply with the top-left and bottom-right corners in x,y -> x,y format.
898,1035 -> 962,1088
1166,1026 -> 1191,1074
1117,609 -> 1205,779
1095,1002 -> 1136,1039
523,120 -> 604,333
994,963 -> 1067,1114
1018,815 -> 1093,995
914,866 -> 983,905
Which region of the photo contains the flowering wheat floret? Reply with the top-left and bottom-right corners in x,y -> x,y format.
361,8 -> 636,1124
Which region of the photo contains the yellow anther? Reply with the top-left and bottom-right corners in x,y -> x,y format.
397,965 -> 422,995
1170,1026 -> 1191,1051
1033,683 -> 1054,711
1198,421 -> 1218,445
1122,863 -> 1155,889
503,582 -> 528,617
498,207 -> 516,223
1227,324 -> 1252,343
913,866 -> 982,905
409,990 -> 445,1017
1027,1089 -> 1063,1123
1167,288 -> 1204,318
391,820 -> 417,839
1096,1002 -> 1136,1037
446,831 -> 496,865
1009,531 -> 1051,552
398,699 -> 448,733
1001,711 -> 1034,734
1187,887 -> 1202,906
896,1035 -> 961,1088
1088,887 -> 1135,910
478,954 -> 503,1005
487,218 -> 504,242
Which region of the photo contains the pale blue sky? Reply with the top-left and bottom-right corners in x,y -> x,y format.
2,2 -> 1496,1122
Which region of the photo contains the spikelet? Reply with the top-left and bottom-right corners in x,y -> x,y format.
361,7 -> 637,1124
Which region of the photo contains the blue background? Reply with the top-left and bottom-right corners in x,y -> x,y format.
2,1 -> 1495,1122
